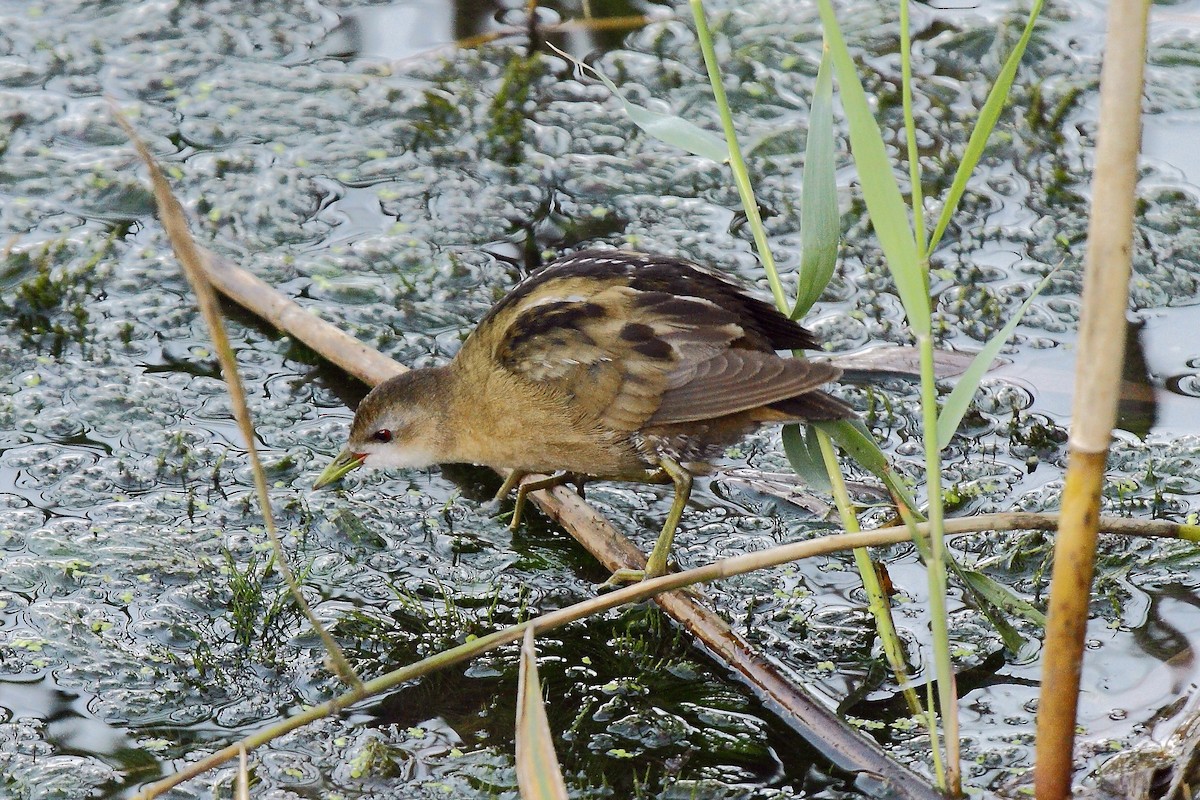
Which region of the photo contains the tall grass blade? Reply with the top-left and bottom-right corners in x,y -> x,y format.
899,0 -> 925,256
689,0 -> 788,309
817,419 -> 921,514
815,0 -> 929,335
811,9 -> 957,784
781,423 -> 833,493
927,0 -> 1046,254
960,566 -> 1046,627
516,628 -> 569,800
916,334 -> 958,793
815,430 -> 923,716
548,43 -> 728,163
792,45 -> 839,319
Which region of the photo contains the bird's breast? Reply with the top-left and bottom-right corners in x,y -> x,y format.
441,362 -> 652,479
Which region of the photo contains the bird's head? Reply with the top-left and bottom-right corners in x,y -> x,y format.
312,368 -> 451,489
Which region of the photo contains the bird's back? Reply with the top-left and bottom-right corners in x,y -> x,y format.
473,250 -> 819,354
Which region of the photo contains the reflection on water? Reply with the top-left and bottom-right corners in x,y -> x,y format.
319,0 -> 659,62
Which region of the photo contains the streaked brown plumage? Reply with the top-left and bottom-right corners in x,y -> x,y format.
314,249 -> 854,579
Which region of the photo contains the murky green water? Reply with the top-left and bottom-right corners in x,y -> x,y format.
3,0 -> 1200,797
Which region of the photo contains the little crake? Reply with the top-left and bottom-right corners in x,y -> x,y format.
314,249 -> 853,579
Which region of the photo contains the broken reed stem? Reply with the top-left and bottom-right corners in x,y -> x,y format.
110,104 -> 362,691
1033,2 -> 1149,797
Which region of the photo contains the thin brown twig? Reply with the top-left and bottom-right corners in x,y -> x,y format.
110,102 -> 362,690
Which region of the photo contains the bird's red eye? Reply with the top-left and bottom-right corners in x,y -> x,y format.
371,429 -> 393,443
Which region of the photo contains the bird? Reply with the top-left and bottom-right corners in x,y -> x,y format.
313,249 -> 854,581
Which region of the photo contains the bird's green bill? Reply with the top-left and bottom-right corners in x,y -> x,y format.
312,449 -> 365,489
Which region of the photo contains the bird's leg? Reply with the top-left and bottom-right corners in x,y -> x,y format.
493,470 -> 527,503
644,456 -> 692,578
604,456 -> 693,585
509,471 -> 575,531
484,470 -> 528,520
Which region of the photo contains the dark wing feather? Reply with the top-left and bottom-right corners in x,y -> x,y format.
475,250 -> 819,351
459,249 -> 844,433
767,389 -> 856,421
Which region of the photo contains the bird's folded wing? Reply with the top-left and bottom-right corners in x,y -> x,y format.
477,275 -> 846,431
485,284 -> 749,432
649,352 -> 842,424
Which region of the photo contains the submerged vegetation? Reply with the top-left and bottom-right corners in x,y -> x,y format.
1,236 -> 114,358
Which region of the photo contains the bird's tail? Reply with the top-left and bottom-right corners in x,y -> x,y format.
763,390 -> 856,421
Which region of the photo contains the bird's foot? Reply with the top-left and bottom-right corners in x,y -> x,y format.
599,555 -> 671,588
498,471 -> 584,531
598,567 -> 705,601
599,568 -> 648,588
